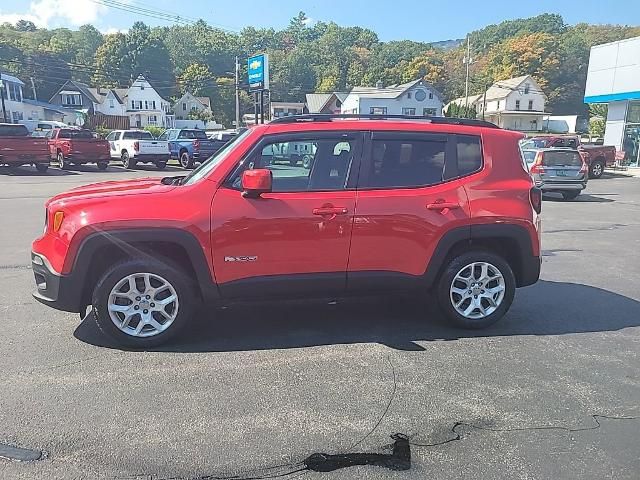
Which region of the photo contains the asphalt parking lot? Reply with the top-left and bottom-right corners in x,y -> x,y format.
1,164 -> 639,479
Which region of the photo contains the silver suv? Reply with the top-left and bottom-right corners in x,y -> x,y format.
522,148 -> 588,201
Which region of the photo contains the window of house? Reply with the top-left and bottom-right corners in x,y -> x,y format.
336,99 -> 342,108
232,136 -> 357,192
370,107 -> 388,115
524,84 -> 530,94
361,135 -> 446,189
402,108 -> 416,116
0,81 -> 6,100
414,90 -> 427,102
515,100 -> 520,110
407,92 -> 412,99
456,135 -> 483,176
429,92 -> 433,100
63,94 -> 81,106
148,115 -> 157,125
153,101 -> 156,110
528,100 -> 534,110
191,106 -> 197,111
11,111 -> 23,122
140,85 -> 145,90
144,101 -> 149,110
497,101 -> 500,110
182,103 -> 187,111
423,108 -> 437,116
131,100 -> 135,109
10,83 -> 22,102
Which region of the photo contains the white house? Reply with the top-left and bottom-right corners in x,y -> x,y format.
126,75 -> 173,128
91,87 -> 127,116
584,35 -> 640,167
446,75 -> 546,132
340,79 -> 443,117
1,72 -> 25,123
172,92 -> 212,120
270,101 -> 305,118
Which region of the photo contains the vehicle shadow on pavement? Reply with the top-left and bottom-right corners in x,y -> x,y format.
74,280 -> 640,352
0,166 -> 79,176
543,193 -> 615,203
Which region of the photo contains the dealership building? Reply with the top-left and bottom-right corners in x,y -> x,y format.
584,35 -> 640,167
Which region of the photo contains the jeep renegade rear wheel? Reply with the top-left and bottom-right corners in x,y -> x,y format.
437,251 -> 515,329
91,259 -> 196,348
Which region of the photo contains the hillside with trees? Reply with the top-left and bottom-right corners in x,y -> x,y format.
1,13 -> 639,125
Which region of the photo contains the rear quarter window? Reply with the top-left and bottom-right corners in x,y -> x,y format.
0,124 -> 29,136
456,135 -> 482,176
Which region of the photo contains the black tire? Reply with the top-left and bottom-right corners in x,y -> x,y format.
436,250 -> 516,329
155,160 -> 167,170
589,158 -> 605,179
97,161 -> 109,171
179,151 -> 194,169
91,258 -> 198,349
562,190 -> 580,201
57,151 -> 68,170
121,151 -> 136,169
302,155 -> 313,169
35,163 -> 49,173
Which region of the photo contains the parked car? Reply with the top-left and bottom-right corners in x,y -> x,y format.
160,128 -> 219,169
521,135 -> 615,179
0,123 -> 50,172
31,115 -> 542,348
106,130 -> 170,170
522,148 -> 588,200
207,130 -> 239,155
47,128 -> 111,170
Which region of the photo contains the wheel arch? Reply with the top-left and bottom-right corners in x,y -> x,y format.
72,228 -> 218,312
424,224 -> 540,288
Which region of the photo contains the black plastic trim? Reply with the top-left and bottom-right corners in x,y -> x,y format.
32,252 -> 80,312
219,272 -> 346,299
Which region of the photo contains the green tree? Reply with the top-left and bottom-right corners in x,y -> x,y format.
178,63 -> 213,96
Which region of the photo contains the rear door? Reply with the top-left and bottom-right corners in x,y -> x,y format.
211,131 -> 364,298
347,131 -> 476,290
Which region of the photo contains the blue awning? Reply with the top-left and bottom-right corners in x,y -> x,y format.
584,91 -> 640,103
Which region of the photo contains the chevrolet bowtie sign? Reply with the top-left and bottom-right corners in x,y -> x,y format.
248,53 -> 269,91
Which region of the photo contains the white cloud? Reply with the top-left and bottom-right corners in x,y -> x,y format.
0,0 -> 108,28
302,17 -> 316,27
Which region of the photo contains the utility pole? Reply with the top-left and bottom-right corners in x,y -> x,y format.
482,83 -> 488,121
30,77 -> 37,101
463,36 -> 472,114
234,56 -> 240,130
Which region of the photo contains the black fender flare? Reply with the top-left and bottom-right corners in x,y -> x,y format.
72,228 -> 219,303
423,224 -> 540,288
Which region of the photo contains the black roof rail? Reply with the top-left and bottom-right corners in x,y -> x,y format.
269,114 -> 499,129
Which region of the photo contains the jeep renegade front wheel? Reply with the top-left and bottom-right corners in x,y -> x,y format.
91,259 -> 196,348
436,251 -> 515,329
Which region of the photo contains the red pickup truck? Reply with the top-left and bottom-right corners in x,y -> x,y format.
48,128 -> 111,170
0,123 -> 50,172
522,135 -> 616,179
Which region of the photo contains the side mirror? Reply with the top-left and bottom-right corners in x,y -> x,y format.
241,169 -> 272,198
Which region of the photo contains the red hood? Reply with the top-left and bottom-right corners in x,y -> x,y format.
46,177 -> 175,207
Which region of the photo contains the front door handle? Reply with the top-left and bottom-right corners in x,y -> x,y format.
426,201 -> 460,211
313,206 -> 349,216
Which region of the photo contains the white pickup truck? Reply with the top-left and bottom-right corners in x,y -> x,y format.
105,130 -> 170,170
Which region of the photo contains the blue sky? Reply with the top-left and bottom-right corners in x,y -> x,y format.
1,0 -> 639,41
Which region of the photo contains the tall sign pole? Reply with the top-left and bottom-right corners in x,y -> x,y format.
464,36 -> 472,114
247,53 -> 269,124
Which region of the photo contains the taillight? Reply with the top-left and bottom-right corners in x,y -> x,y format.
530,187 -> 542,214
193,139 -> 200,151
133,141 -> 139,152
529,152 -> 544,174
579,160 -> 588,174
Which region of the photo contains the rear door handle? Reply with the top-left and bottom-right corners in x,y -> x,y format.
313,207 -> 349,216
426,202 -> 460,211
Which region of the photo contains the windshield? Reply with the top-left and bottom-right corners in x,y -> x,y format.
179,130 -> 208,139
521,139 -> 548,149
123,131 -> 154,140
182,128 -> 251,185
58,129 -> 93,139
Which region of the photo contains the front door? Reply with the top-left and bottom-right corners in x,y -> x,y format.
347,131 -> 477,290
211,131 -> 363,298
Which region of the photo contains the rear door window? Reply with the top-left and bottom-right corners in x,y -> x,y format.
456,135 -> 483,176
360,133 -> 447,189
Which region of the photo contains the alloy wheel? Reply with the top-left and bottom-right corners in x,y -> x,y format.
107,272 -> 179,338
449,262 -> 505,319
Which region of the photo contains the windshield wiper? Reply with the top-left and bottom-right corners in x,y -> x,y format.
161,175 -> 186,185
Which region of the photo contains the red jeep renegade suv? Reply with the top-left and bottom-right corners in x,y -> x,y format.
31,115 -> 542,348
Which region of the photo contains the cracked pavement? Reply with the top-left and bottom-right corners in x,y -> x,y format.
1,165 -> 639,479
